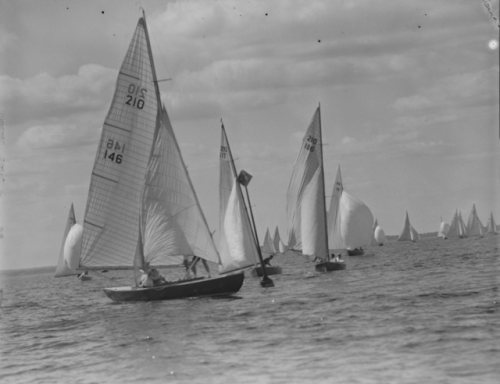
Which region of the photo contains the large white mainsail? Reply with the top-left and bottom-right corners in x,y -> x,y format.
55,204 -> 80,277
286,107 -> 328,260
218,125 -> 259,273
466,204 -> 484,237
327,165 -> 344,250
397,211 -> 412,241
339,191 -> 374,249
80,17 -> 160,270
138,106 -> 220,268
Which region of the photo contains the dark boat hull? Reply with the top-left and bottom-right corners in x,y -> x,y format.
251,265 -> 282,277
103,272 -> 244,302
347,248 -> 364,256
315,261 -> 346,272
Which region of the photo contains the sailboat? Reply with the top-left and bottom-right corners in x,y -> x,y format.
78,13 -> 244,302
466,204 -> 484,237
410,225 -> 420,241
261,228 -> 275,257
397,211 -> 416,242
486,212 -> 498,234
54,204 -> 83,278
374,225 -> 386,245
458,211 -> 467,238
273,226 -> 281,253
438,217 -> 450,239
370,219 -> 378,245
286,106 -> 345,272
219,124 -> 278,283
326,166 -> 373,256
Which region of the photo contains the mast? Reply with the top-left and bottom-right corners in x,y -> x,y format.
240,177 -> 274,288
317,104 -> 330,260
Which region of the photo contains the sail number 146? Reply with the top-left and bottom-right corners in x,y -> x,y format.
104,139 -> 125,164
304,135 -> 317,152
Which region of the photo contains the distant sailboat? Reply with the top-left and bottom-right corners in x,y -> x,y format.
466,204 -> 484,237
374,225 -> 386,245
54,204 -> 83,278
340,191 -> 373,255
78,13 -> 244,301
438,217 -> 450,239
325,166 -> 373,256
486,212 -> 498,234
370,219 -> 378,245
458,211 -> 467,238
410,225 -> 420,242
398,211 -> 416,242
261,228 -> 275,257
220,124 -> 280,281
286,106 -> 345,271
273,226 -> 281,253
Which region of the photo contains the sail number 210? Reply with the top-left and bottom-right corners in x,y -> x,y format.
104,139 -> 125,164
125,84 -> 147,109
304,135 -> 317,152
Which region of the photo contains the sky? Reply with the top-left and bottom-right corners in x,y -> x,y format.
0,0 -> 498,270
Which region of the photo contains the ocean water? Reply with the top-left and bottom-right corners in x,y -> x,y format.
1,235 -> 499,384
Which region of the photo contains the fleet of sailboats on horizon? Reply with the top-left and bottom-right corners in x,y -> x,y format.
52,12 -> 497,301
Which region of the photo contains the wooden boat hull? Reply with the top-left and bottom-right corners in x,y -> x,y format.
347,248 -> 364,256
103,272 -> 245,302
315,261 -> 346,272
250,265 -> 282,277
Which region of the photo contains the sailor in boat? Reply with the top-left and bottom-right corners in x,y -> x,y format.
263,254 -> 274,266
77,271 -> 89,279
138,268 -> 167,287
183,256 -> 211,279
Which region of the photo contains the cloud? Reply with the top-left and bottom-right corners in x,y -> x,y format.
0,64 -> 116,125
16,123 -> 94,151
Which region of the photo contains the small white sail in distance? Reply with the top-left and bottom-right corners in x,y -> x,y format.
374,225 -> 386,245
261,228 -> 275,257
438,217 -> 450,239
55,204 -> 81,277
410,225 -> 419,241
397,211 -> 413,241
486,211 -> 498,233
466,204 -> 484,237
327,165 -> 344,250
273,226 -> 281,253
